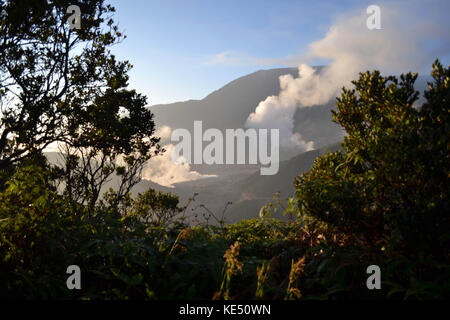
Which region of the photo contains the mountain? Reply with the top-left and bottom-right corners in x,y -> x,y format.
133,142 -> 341,224
150,67 -> 301,130
145,68 -> 431,222
44,141 -> 341,224
150,67 -> 431,154
150,66 -> 345,163
46,67 -> 432,223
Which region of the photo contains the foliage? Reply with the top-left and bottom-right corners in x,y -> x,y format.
0,0 -> 448,300
0,0 -> 162,209
294,60 -> 450,299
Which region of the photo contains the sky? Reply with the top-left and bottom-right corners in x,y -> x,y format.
110,0 -> 450,106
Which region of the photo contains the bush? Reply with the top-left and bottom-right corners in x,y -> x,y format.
294,60 -> 450,299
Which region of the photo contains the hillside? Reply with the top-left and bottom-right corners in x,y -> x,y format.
45,69 -> 432,223
150,67 -> 430,166
150,66 -> 345,163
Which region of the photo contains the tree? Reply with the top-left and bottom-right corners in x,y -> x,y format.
295,60 -> 449,258
128,188 -> 183,226
0,0 -> 162,202
56,65 -> 163,209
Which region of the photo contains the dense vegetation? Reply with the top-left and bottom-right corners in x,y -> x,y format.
0,0 -> 449,299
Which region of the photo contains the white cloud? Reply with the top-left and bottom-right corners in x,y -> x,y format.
142,126 -> 216,187
205,50 -> 301,67
245,71 -> 315,150
205,51 -> 243,66
246,2 -> 450,150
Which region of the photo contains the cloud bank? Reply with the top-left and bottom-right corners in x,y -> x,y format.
142,126 -> 216,187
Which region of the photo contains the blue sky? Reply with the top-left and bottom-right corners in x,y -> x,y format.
110,0 -> 449,105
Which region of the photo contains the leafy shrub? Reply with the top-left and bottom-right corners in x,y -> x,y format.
294,60 -> 450,299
